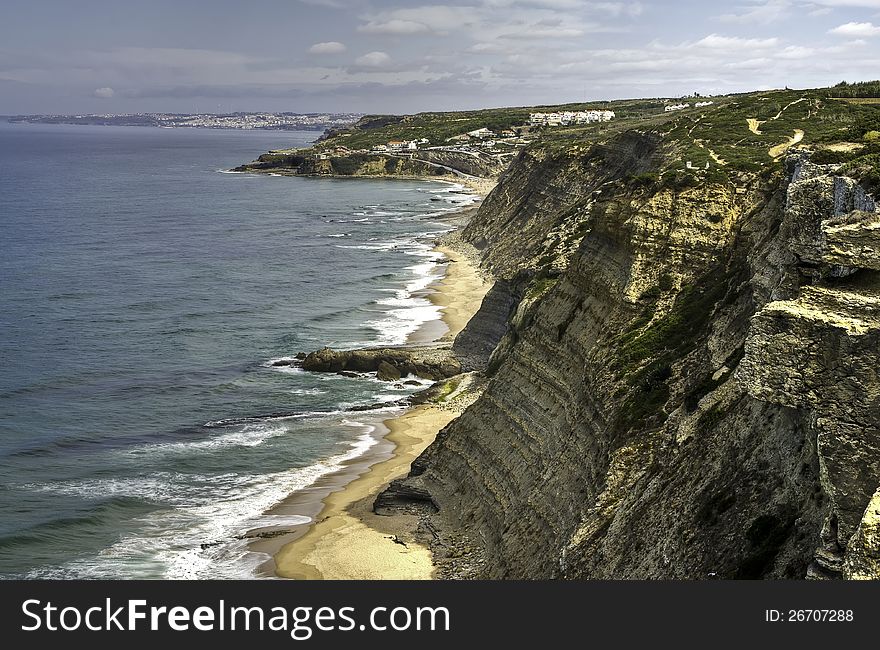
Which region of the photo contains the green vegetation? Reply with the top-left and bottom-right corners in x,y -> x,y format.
248,81 -> 880,192
825,80 -> 880,99
841,153 -> 880,192
430,377 -> 461,404
611,268 -> 736,434
615,280 -> 728,374
321,107 -> 532,150
329,153 -> 378,174
525,271 -> 560,300
317,97 -> 674,152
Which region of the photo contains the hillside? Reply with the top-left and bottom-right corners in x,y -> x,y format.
236,88 -> 880,192
243,84 -> 880,579
366,85 -> 880,580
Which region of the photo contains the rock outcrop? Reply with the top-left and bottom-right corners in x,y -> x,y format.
301,346 -> 461,381
843,487 -> 880,580
738,153 -> 880,578
383,132 -> 880,579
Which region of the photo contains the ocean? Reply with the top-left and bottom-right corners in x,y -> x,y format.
0,122 -> 477,578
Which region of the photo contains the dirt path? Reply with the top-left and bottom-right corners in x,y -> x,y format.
747,96 -> 809,157
769,129 -> 805,158
748,96 -> 809,137
693,135 -> 727,166
708,149 -> 727,165
772,97 -> 807,120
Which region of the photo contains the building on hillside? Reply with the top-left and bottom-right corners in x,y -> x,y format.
467,128 -> 496,138
695,101 -> 714,108
664,103 -> 690,112
528,110 -> 615,127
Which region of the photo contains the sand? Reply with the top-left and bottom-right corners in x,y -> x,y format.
270,234 -> 491,579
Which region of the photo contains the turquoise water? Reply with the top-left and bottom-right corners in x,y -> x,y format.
0,122 -> 476,578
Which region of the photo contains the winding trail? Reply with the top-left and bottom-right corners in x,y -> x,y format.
746,96 -> 811,158
769,129 -> 805,158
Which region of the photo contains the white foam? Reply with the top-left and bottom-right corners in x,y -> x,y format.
26,427 -> 386,580
289,388 -> 327,396
263,356 -> 300,367
366,302 -> 442,346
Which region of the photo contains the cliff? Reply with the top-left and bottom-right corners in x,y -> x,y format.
235,151 -> 454,178
233,149 -> 506,180
383,105 -> 880,579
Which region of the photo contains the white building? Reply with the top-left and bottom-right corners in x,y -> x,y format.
695,101 -> 714,108
467,128 -> 496,138
529,110 -> 615,127
664,103 -> 690,112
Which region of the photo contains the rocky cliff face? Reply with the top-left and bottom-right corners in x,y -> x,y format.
738,155 -> 880,578
393,131 -> 880,579
234,149 -> 503,179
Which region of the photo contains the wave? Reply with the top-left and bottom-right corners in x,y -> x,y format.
24,427 -> 384,579
289,388 -> 327,396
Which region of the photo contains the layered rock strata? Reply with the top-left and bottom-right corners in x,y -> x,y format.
381,135 -> 880,579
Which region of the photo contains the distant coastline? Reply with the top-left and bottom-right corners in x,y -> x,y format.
4,111 -> 362,131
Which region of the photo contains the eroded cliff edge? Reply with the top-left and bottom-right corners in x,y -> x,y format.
384,131 -> 880,579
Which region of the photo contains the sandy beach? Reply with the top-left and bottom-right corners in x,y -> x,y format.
261,214 -> 490,580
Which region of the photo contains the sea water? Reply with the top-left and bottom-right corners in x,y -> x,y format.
0,122 -> 477,578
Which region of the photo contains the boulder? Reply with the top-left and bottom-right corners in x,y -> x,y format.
377,361 -> 402,381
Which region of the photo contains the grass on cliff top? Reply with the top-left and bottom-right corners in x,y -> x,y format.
261,82 -> 880,188
535,85 -> 880,187
317,97 -> 683,151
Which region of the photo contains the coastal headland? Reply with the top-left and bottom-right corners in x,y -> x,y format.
244,85 -> 880,580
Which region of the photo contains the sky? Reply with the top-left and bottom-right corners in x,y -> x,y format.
2,0 -> 880,115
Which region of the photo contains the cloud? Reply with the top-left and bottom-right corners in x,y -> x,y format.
360,6 -> 478,33
811,0 -> 880,6
93,87 -> 114,98
499,27 -> 586,38
357,19 -> 431,34
719,1 -> 792,24
718,1 -> 880,24
483,0 -> 642,13
829,21 -> 880,35
294,0 -> 347,7
777,45 -> 817,58
354,51 -> 392,67
308,41 -> 347,54
695,34 -> 780,49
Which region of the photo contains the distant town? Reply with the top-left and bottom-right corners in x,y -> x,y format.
4,112 -> 364,131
